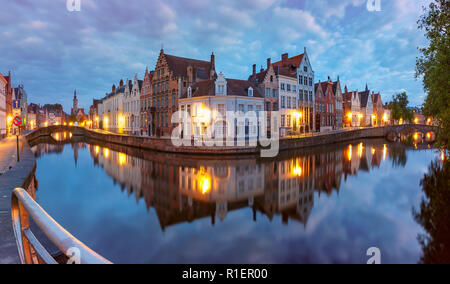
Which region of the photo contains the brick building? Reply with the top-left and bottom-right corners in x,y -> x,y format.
314,78 -> 336,132
248,58 -> 279,135
150,49 -> 216,137
140,68 -> 153,136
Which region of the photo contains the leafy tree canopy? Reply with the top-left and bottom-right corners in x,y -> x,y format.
416,0 -> 450,150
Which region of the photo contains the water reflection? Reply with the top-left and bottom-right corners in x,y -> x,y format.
414,159 -> 450,264
32,135 -> 424,230
30,134 -> 442,263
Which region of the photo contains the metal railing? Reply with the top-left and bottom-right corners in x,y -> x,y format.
11,188 -> 112,264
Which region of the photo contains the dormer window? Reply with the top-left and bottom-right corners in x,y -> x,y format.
248,87 -> 254,97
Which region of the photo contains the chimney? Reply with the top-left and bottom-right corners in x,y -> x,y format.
112,84 -> 116,93
252,64 -> 256,77
267,58 -> 271,69
345,85 -> 348,93
282,53 -> 288,63
211,52 -> 215,69
120,80 -> 124,88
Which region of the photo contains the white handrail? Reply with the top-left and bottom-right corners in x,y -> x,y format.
11,188 -> 112,264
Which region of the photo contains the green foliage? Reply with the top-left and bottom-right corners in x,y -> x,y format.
43,104 -> 63,112
69,114 -> 78,123
388,92 -> 414,123
416,0 -> 450,150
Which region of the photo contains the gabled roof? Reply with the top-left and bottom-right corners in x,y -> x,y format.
372,93 -> 382,104
272,54 -> 304,68
274,66 -> 297,79
248,69 -> 268,84
359,90 -> 371,108
164,54 -> 213,79
181,78 -> 263,99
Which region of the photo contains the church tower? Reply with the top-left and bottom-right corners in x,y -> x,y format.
72,89 -> 78,115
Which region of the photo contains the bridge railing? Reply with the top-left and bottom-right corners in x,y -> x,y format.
11,188 -> 112,264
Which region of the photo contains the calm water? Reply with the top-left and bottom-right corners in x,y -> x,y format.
30,134 -> 445,264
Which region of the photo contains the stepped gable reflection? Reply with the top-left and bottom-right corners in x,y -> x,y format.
81,138 -> 397,230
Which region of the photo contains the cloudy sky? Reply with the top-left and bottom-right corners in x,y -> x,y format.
1,0 -> 432,112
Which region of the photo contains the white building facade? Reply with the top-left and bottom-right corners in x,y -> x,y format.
277,72 -> 301,137
98,81 -> 126,133
123,75 -> 142,135
178,73 -> 265,141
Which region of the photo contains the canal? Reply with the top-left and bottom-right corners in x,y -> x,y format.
29,134 -> 447,264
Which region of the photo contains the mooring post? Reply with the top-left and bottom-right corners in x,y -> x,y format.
16,134 -> 20,162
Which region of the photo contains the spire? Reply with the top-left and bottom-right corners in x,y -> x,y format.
74,89 -> 77,99
365,83 -> 368,92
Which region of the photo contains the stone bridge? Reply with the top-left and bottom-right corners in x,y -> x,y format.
384,124 -> 439,141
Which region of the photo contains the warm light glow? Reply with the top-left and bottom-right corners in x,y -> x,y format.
201,178 -> 211,194
118,153 -> 126,166
69,122 -> 74,126
426,133 -> 431,139
427,118 -> 432,125
63,122 -> 67,126
371,147 -> 376,155
347,112 -> 352,120
7,115 -> 13,124
293,166 -> 302,177
95,116 -> 99,121
95,146 -> 99,154
414,133 -> 419,140
103,148 -> 110,158
383,144 -> 388,161
358,113 -> 363,119
44,122 -> 48,127
198,104 -> 211,123
358,143 -> 364,158
383,113 -> 389,122
103,117 -> 109,129
54,133 -> 59,140
414,118 -> 419,124
441,152 -> 446,162
348,145 -> 352,161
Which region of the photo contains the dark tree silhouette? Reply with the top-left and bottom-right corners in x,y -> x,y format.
413,160 -> 450,264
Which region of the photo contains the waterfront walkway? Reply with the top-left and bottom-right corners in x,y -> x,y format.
0,135 -> 36,264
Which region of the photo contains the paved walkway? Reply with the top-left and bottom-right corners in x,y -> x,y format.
0,135 -> 35,264
0,136 -> 19,175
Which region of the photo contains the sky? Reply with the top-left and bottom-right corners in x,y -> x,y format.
0,0 -> 432,113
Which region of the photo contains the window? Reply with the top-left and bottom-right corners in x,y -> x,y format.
281,96 -> 286,108
270,75 -> 274,82
172,95 -> 176,106
300,90 -> 303,101
287,115 -> 291,127
292,85 -> 296,92
265,102 -> 271,111
287,97 -> 291,109
248,88 -> 253,97
299,76 -> 303,85
287,84 -> 291,92
273,89 -> 277,98
273,103 -> 278,111
310,91 -> 313,101
266,88 -> 270,97
293,98 -> 296,109
248,105 -> 254,112
218,104 -> 225,116
239,104 -> 244,112
281,83 -> 285,90
304,66 -> 308,72
281,115 -> 286,127
304,76 -> 308,85
309,78 -> 313,86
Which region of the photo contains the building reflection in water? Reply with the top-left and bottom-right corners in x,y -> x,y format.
67,138 -> 414,231
33,133 -> 430,232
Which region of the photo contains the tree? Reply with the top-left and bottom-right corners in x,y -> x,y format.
388,92 -> 414,123
69,114 -> 78,123
416,0 -> 450,150
414,159 -> 450,264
